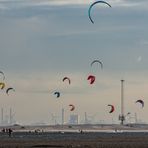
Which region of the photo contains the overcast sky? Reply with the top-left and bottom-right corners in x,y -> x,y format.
0,0 -> 148,125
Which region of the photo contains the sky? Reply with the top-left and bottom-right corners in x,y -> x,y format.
0,0 -> 148,125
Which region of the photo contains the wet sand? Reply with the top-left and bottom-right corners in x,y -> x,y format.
0,132 -> 148,148
0,124 -> 148,147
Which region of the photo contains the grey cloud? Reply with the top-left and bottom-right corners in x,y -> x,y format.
0,0 -> 148,11
1,0 -> 148,124
0,4 -> 148,74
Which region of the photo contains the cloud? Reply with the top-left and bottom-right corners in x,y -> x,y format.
0,3 -> 9,10
0,0 -> 148,124
137,56 -> 142,63
140,40 -> 148,45
0,0 -> 148,10
33,0 -> 148,7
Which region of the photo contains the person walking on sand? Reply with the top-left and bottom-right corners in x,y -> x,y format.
8,128 -> 13,137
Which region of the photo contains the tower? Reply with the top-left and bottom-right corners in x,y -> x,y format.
119,79 -> 125,125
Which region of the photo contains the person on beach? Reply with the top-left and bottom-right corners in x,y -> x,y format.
8,128 -> 13,137
1,128 -> 6,133
79,129 -> 83,134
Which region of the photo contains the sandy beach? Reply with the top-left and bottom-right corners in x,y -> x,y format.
0,124 -> 148,147
0,132 -> 148,148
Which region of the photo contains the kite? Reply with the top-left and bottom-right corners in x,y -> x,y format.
63,77 -> 71,84
108,104 -> 115,113
88,1 -> 111,24
54,91 -> 60,98
6,87 -> 15,95
136,99 -> 144,108
91,60 -> 103,69
69,104 -> 75,111
87,75 -> 95,84
0,82 -> 5,89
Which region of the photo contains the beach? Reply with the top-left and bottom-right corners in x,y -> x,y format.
0,132 -> 148,147
0,125 -> 148,147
